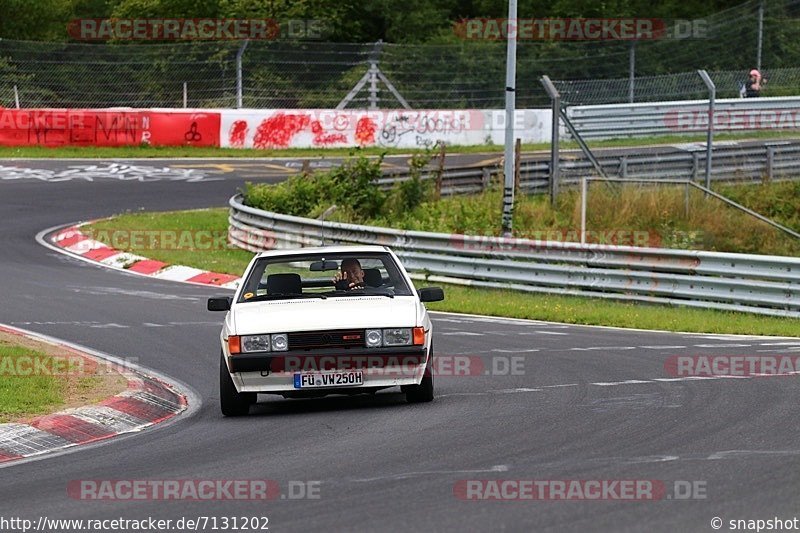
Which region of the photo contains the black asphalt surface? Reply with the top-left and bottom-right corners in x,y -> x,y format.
0,140 -> 733,182
1,161 -> 799,532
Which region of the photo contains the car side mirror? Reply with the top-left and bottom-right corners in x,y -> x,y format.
418,287 -> 444,302
207,296 -> 232,311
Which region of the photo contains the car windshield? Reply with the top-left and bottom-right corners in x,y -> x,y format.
237,251 -> 414,303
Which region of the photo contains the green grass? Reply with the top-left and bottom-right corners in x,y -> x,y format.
87,209 -> 255,275
2,130 -> 799,159
0,344 -> 72,422
424,285 -> 800,336
85,208 -> 800,336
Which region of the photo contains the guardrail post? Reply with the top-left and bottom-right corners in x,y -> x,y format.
685,183 -> 690,218
766,145 -> 775,182
580,176 -> 588,244
692,152 -> 700,181
619,156 -> 628,179
482,167 -> 491,190
540,75 -> 560,206
514,138 -> 521,193
435,142 -> 446,199
698,69 -> 716,194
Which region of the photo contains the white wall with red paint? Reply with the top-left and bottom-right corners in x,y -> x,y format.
0,107 -> 552,149
220,109 -> 552,149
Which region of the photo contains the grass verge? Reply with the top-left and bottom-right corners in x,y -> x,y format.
0,331 -> 128,423
84,208 -> 800,336
1,131 -> 798,159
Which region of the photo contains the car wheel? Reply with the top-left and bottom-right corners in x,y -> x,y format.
220,353 -> 254,417
405,344 -> 434,403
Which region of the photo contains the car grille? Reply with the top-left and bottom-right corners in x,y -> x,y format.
287,329 -> 365,351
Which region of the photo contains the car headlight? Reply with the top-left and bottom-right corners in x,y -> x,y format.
241,334 -> 271,353
365,329 -> 383,347
383,328 -> 412,346
271,333 -> 288,352
364,328 -> 425,347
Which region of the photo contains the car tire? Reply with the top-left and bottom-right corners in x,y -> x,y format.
405,344 -> 434,403
220,353 -> 254,417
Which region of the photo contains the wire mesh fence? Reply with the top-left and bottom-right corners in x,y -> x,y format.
2,0 -> 800,109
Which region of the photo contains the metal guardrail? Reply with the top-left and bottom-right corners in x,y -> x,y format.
378,139 -> 800,196
228,195 -> 800,318
566,96 -> 800,140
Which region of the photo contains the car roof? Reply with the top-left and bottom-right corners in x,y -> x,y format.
254,245 -> 392,259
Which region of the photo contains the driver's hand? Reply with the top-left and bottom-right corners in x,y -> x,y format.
333,271 -> 364,290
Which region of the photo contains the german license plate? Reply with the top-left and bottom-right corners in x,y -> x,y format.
293,371 -> 363,389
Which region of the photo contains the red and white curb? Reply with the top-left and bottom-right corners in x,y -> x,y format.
48,223 -> 241,289
0,325 -> 188,464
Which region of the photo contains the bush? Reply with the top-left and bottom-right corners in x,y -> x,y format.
242,153 -> 386,219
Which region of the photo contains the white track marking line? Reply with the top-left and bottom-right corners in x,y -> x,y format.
639,345 -> 688,349
350,464 -> 508,483
692,343 -> 753,348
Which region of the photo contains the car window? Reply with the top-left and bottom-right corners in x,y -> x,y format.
237,252 -> 413,302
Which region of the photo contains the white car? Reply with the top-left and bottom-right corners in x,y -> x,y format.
208,245 -> 444,416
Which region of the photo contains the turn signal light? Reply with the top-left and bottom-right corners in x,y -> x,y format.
228,335 -> 241,354
412,327 -> 425,345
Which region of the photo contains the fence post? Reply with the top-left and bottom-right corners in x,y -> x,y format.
236,40 -> 249,109
757,0 -> 764,71
182,82 -> 187,108
540,75 -> 560,206
698,69 -> 716,194
13,85 -> 20,109
501,0 -> 518,236
628,41 -> 636,103
368,63 -> 379,109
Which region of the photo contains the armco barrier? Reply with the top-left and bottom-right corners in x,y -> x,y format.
566,96 -> 800,140
0,109 -> 220,147
381,139 -> 800,196
227,194 -> 800,318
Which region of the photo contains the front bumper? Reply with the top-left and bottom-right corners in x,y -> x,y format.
228,347 -> 429,393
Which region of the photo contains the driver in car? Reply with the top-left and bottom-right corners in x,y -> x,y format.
333,258 -> 366,290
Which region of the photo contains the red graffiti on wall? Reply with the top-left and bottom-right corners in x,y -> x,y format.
354,117 -> 377,145
228,120 -> 248,147
310,120 -> 347,146
253,114 -> 311,149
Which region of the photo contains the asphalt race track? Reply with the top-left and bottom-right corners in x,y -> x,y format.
1,159 -> 800,532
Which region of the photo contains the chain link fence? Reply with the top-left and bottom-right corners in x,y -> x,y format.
2,0 -> 800,109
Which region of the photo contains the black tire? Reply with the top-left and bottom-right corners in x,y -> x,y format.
220,353 -> 254,417
405,344 -> 434,403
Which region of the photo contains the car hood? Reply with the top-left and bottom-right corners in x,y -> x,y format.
232,296 -> 419,334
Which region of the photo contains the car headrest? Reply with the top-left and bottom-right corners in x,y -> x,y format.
266,273 -> 302,295
363,268 -> 383,287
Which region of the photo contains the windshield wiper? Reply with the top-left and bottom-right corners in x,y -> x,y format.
332,290 -> 394,299
244,293 -> 327,302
